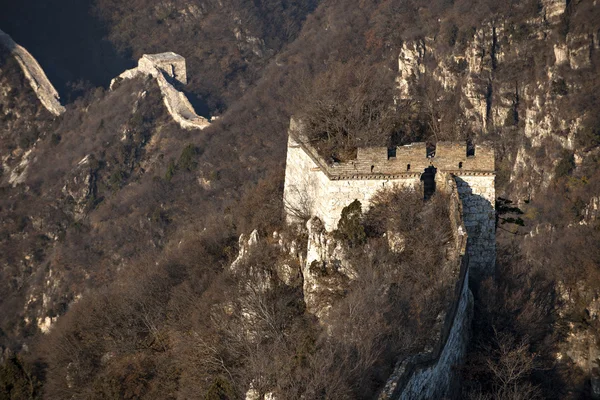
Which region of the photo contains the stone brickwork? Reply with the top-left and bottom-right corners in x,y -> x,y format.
0,28 -> 65,116
455,175 -> 496,279
111,52 -> 210,130
283,132 -> 421,231
283,118 -> 495,244
283,117 -> 495,274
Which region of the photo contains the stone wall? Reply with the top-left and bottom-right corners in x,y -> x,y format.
111,52 -> 210,130
455,175 -> 496,280
0,29 -> 65,116
283,131 -> 420,231
378,180 -> 473,399
138,53 -> 187,85
380,263 -> 473,399
282,120 -> 497,397
283,118 -> 495,238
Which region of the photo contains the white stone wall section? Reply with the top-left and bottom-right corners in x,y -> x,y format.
0,29 -> 65,116
455,175 -> 496,279
283,135 -> 420,231
111,53 -> 210,130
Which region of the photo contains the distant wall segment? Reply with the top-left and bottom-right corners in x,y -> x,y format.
111,52 -> 210,130
0,28 -> 65,116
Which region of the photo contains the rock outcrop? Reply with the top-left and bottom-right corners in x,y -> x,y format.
303,217 -> 356,320
394,7 -> 594,200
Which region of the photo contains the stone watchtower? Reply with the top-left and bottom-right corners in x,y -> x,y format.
283,118 -> 496,278
137,52 -> 188,85
110,52 -> 210,130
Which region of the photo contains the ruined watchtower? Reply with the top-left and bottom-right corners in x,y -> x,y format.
110,52 -> 210,130
283,118 -> 496,278
138,52 -> 187,85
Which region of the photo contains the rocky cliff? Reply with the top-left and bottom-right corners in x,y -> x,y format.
395,0 -> 597,200
392,1 -> 600,394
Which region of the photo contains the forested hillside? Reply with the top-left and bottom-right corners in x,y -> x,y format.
1,0 -> 600,399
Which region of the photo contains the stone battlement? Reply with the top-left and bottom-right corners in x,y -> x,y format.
288,118 -> 494,180
283,117 -> 496,278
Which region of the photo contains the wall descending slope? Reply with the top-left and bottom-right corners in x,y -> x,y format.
283,119 -> 498,397
0,28 -> 65,116
379,180 -> 473,399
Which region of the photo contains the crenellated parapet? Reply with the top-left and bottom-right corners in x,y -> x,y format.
284,117 -> 495,241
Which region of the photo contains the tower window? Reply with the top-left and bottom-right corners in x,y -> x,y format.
459,162 -> 463,169
407,164 -> 411,171
466,140 -> 475,157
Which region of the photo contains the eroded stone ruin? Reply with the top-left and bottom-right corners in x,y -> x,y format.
0,28 -> 65,116
111,52 -> 210,130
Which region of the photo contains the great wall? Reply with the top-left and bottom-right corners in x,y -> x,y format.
283,118 -> 496,278
0,30 -> 208,130
0,28 -> 65,116
111,52 -> 210,130
379,178 -> 472,399
1,24 -> 497,396
283,119 -> 496,398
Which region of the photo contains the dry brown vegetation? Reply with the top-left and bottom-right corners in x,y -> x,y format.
1,0 -> 600,398
32,187 -> 456,400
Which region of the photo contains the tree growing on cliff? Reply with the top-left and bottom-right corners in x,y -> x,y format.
495,197 -> 525,233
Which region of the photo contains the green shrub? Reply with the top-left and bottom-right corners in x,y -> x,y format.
50,133 -> 62,146
577,115 -> 600,150
504,108 -> 518,127
335,200 -> 366,247
551,79 -> 568,96
165,159 -> 177,182
108,170 -> 126,189
178,144 -> 199,171
309,260 -> 328,277
205,376 -> 235,400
